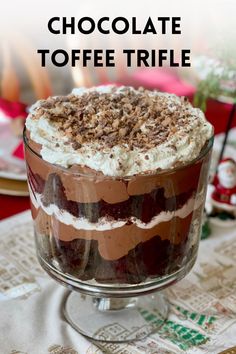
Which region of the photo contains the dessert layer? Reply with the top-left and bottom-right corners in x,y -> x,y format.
26,85 -> 213,177
28,168 -> 197,223
39,234 -> 195,284
25,145 -> 204,204
31,200 -> 200,260
30,184 -> 203,233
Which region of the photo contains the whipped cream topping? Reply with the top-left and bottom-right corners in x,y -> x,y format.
26,85 -> 213,177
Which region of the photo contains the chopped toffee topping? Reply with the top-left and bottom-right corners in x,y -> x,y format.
31,86 -> 197,151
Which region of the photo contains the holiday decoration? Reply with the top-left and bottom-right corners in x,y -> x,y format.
210,158 -> 236,220
0,97 -> 27,160
0,35 -> 52,162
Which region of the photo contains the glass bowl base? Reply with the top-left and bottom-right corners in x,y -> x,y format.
63,291 -> 169,342
37,250 -> 197,297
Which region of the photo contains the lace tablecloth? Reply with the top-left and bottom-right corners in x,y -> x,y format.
0,211 -> 236,354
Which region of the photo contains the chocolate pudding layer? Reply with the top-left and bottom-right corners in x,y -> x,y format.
25,86 -> 213,285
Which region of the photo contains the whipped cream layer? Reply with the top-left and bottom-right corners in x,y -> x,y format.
29,185 -> 204,233
26,85 -> 213,177
30,185 -> 203,260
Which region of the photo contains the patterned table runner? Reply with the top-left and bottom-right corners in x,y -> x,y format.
0,211 -> 236,354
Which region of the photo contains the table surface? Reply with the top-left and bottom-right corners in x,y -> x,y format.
0,211 -> 236,354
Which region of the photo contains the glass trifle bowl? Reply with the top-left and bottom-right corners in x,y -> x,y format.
24,86 -> 213,342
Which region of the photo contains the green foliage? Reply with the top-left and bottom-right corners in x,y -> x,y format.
194,59 -> 236,111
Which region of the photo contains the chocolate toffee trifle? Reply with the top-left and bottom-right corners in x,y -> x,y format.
24,86 -> 213,285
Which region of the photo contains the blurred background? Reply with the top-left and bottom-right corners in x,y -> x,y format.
0,0 -> 235,219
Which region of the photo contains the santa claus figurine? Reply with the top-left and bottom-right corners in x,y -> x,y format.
211,158 -> 236,219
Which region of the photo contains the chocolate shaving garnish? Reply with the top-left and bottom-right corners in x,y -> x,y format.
31,87 -> 196,151
72,141 -> 82,150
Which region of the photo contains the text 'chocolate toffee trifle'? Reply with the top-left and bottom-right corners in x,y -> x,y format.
24,85 -> 213,285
